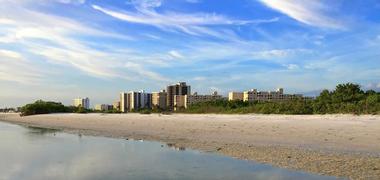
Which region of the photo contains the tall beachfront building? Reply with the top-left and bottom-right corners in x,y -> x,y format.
120,90 -> 152,112
166,82 -> 191,109
152,90 -> 167,109
73,97 -> 90,109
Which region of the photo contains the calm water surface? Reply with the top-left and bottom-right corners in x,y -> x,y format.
0,121 -> 340,180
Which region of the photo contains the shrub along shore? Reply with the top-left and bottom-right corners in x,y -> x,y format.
19,83 -> 380,116
181,83 -> 380,114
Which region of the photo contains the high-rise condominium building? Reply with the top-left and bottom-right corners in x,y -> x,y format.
166,82 -> 191,109
152,90 -> 167,109
120,90 -> 152,112
73,97 -> 90,109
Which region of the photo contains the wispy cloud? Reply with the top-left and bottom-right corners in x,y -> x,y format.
0,49 -> 22,59
168,50 -> 184,59
124,62 -> 169,82
0,49 -> 45,84
251,49 -> 312,60
186,0 -> 201,3
258,0 -> 344,29
0,3 -> 169,84
56,0 -> 86,4
0,0 -> 86,5
92,4 -> 278,37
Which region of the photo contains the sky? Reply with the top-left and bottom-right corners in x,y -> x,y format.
1,0 -> 380,107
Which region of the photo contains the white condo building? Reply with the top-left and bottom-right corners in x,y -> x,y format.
120,90 -> 152,112
73,97 -> 90,109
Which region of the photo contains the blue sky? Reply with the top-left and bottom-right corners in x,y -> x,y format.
1,0 -> 380,107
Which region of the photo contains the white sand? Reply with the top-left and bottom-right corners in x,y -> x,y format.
1,113 -> 380,179
1,113 -> 379,153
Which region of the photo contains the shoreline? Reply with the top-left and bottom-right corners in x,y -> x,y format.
1,113 -> 380,179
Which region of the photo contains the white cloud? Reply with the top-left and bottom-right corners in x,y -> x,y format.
259,0 -> 344,29
143,33 -> 161,40
0,2 -> 168,84
56,0 -> 85,4
186,0 -> 201,3
0,51 -> 45,84
0,0 -> 86,5
251,49 -> 312,60
0,49 -> 22,59
124,62 -> 168,82
126,0 -> 162,9
0,18 -> 15,24
283,64 -> 299,70
92,4 -> 278,37
92,5 -> 260,26
168,50 -> 184,59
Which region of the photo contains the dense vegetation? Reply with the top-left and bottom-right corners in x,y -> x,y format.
20,100 -> 83,116
179,83 -> 380,115
0,108 -> 18,113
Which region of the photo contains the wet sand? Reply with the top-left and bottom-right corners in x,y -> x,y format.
1,113 -> 380,179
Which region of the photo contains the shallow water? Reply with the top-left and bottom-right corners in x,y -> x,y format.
0,122 -> 340,180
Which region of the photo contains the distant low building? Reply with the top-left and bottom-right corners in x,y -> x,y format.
228,92 -> 244,101
242,88 -> 304,102
73,97 -> 90,109
113,101 -> 120,111
95,104 -> 113,111
174,91 -> 223,110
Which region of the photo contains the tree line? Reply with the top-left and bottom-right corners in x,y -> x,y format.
19,83 -> 380,116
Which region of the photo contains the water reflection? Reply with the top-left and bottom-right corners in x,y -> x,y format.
0,122 -> 340,180
26,126 -> 61,135
166,143 -> 186,151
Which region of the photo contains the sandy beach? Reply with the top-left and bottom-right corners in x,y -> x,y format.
1,113 -> 380,179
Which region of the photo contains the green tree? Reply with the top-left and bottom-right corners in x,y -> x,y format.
313,89 -> 331,114
331,83 -> 364,104
21,100 -> 73,116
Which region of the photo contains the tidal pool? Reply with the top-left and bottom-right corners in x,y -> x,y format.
0,122 -> 340,180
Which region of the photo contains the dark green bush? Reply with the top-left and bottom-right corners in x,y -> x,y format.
21,100 -> 74,116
